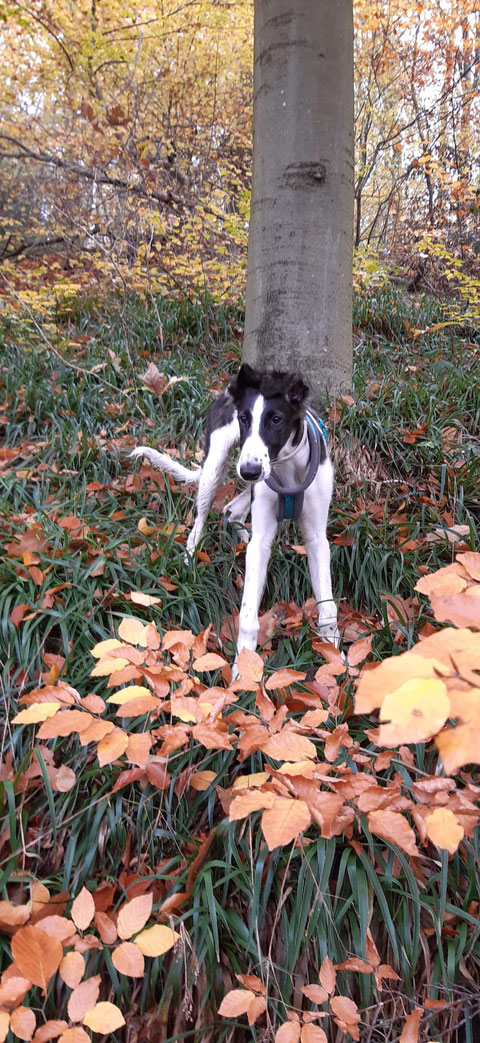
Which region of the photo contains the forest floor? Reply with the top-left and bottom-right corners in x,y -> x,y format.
0,284 -> 479,1042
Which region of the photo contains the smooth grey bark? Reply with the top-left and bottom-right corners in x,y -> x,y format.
243,0 -> 354,407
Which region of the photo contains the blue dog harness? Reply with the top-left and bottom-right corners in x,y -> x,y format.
265,409 -> 328,522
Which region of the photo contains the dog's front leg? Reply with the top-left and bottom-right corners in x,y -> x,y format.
186,423 -> 238,557
235,488 -> 277,670
300,475 -> 340,648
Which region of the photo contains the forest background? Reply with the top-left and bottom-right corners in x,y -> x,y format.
1,3 -> 480,1043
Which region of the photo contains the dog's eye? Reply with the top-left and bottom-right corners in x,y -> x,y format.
270,415 -> 283,425
238,413 -> 249,426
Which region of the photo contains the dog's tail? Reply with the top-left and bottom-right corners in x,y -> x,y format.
130,447 -> 202,485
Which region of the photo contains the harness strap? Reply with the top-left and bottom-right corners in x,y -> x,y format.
265,409 -> 327,522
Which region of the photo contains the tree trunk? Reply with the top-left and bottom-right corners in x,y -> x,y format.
243,0 -> 354,408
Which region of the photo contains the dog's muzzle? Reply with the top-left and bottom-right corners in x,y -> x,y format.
239,461 -> 263,481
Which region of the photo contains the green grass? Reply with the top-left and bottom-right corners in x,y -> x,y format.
1,286 -> 479,1041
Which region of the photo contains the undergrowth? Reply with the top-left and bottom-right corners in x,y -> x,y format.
0,285 -> 479,1042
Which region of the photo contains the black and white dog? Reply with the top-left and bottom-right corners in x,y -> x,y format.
131,364 -> 339,663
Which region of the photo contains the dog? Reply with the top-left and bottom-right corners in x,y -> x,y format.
130,364 -> 340,663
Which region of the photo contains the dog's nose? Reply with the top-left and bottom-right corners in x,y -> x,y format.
240,462 -> 262,481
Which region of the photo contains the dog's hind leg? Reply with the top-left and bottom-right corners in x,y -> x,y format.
186,422 -> 239,557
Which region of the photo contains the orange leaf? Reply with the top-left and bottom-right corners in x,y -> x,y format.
378,679 -> 450,746
190,770 -> 217,791
36,916 -> 75,942
425,808 -> 464,854
399,1008 -> 424,1043
117,893 -> 153,940
301,985 -> 329,1004
368,809 -> 418,857
218,989 -> 255,1017
111,942 -> 144,977
235,648 -> 264,684
265,669 -> 306,689
0,900 -> 31,928
10,1007 -> 36,1041
97,728 -> 129,767
319,956 -> 336,994
37,710 -> 93,738
192,653 -> 227,671
82,1003 -> 125,1033
262,730 -> 316,762
301,1026 -> 328,1043
59,952 -> 84,989
32,1020 -> 68,1043
230,790 -> 275,821
335,957 -> 372,973
0,1013 -> 8,1043
126,732 -> 152,767
58,1030 -> 90,1043
67,976 -> 100,1023
330,995 -> 361,1026
71,888 -> 95,932
11,926 -> 62,992
275,1024 -> 301,1043
261,798 -> 311,850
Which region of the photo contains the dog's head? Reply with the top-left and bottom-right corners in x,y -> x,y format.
228,364 -> 309,482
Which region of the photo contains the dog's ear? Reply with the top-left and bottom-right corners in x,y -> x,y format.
285,375 -> 309,411
228,363 -> 262,402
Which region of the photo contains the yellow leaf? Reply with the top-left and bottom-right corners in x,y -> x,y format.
231,772 -> 269,790
90,639 -> 123,660
106,685 -> 152,705
378,678 -> 450,745
261,798 -> 311,850
425,808 -> 464,854
117,893 -> 153,940
13,703 -> 61,724
91,656 -> 129,677
118,617 -> 148,646
71,888 -> 95,932
355,653 -> 448,713
134,924 -> 179,957
82,1003 -> 125,1033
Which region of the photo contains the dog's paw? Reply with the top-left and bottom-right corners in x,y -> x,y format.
129,446 -> 148,461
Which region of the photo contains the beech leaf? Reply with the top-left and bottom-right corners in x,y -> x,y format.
67,976 -> 100,1023
111,941 -> 145,977
425,807 -> 464,853
218,989 -> 255,1017
32,1020 -> 68,1043
82,1003 -> 125,1033
10,1007 -> 36,1042
134,924 -> 179,956
11,925 -> 62,992
71,888 -> 95,932
261,798 -> 311,850
59,952 -> 85,989
117,893 -> 153,940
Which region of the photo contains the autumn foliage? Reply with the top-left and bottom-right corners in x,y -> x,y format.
3,545 -> 480,1040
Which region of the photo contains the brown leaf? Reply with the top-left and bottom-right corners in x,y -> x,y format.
11,926 -> 62,992
275,1024 -> 301,1043
230,790 -> 275,821
301,1027 -> 328,1043
117,893 -> 153,940
300,985 -> 329,1004
58,1029 -> 90,1043
265,669 -> 306,690
262,730 -> 317,762
0,1013 -> 8,1043
93,912 -> 117,945
235,648 -> 264,684
71,888 -> 95,932
193,653 -> 227,671
330,995 -> 361,1026
126,732 -> 152,767
67,976 -> 100,1023
97,728 -> 129,767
